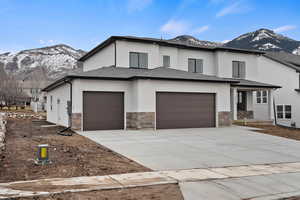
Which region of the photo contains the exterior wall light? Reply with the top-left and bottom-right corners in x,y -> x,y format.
35,144 -> 51,165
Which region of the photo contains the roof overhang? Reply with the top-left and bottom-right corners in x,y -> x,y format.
42,74 -> 239,92
263,54 -> 300,73
79,36 -> 265,62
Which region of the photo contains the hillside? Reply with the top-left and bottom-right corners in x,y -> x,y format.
0,44 -> 86,80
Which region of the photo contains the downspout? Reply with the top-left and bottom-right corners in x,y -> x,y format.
57,78 -> 73,136
114,41 -> 117,67
273,97 -> 277,125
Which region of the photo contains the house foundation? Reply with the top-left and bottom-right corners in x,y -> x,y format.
218,111 -> 232,126
126,112 -> 155,129
71,113 -> 82,130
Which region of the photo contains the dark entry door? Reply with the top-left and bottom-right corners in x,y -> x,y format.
237,91 -> 247,111
83,92 -> 124,131
156,92 -> 216,129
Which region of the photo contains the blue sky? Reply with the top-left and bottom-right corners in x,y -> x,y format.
1,0 -> 300,52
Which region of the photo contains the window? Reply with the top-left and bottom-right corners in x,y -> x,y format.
163,55 -> 170,67
232,61 -> 246,79
298,73 -> 300,89
285,105 -> 292,119
276,105 -> 292,119
188,58 -> 203,73
256,90 -> 268,104
129,52 -> 148,68
50,96 -> 53,111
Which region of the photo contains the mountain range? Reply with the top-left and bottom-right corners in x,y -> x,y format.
224,28 -> 300,55
1,28 -> 300,81
0,44 -> 85,80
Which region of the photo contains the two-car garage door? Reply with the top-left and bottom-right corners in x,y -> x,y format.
83,91 -> 215,131
156,92 -> 216,129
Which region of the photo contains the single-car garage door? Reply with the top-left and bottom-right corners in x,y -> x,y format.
156,92 -> 215,129
83,91 -> 124,131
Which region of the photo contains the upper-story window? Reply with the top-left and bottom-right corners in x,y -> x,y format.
163,55 -> 170,67
232,61 -> 246,79
188,58 -> 203,73
129,52 -> 148,68
298,73 -> 300,89
50,96 -> 53,111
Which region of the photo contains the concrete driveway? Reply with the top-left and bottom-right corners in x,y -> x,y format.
78,126 -> 300,200
77,126 -> 300,171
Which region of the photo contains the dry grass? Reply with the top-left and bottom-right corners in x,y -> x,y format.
235,122 -> 300,141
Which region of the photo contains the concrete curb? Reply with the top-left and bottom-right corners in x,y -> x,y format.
1,162 -> 300,199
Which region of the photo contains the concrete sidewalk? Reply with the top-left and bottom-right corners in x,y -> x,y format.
1,162 -> 300,199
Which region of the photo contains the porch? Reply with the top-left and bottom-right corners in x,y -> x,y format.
230,80 -> 281,123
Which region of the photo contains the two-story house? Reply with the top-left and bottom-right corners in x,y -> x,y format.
43,36 -> 300,131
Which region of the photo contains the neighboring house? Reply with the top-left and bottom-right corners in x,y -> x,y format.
43,36 -> 300,131
20,75 -> 51,112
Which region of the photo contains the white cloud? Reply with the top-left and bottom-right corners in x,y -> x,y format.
127,0 -> 153,12
274,25 -> 297,33
193,25 -> 209,34
160,20 -> 210,36
39,39 -> 56,46
160,20 -> 189,36
216,1 -> 250,17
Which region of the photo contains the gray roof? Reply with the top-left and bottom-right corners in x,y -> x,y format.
264,52 -> 300,72
43,66 -> 280,92
68,66 -> 239,82
231,79 -> 281,88
79,36 -> 264,62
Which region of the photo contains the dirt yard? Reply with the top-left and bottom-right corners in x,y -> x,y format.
0,119 -> 150,183
235,122 -> 300,141
15,184 -> 184,200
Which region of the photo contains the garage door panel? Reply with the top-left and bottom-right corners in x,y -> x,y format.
156,92 -> 215,129
83,92 -> 124,131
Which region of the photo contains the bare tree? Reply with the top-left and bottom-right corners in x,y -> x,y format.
0,74 -> 28,109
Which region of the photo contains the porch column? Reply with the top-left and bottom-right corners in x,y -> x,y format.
268,89 -> 274,121
231,88 -> 238,120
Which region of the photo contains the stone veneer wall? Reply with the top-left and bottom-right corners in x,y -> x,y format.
218,111 -> 232,126
0,113 -> 7,161
237,111 -> 254,120
126,112 -> 155,129
71,113 -> 82,130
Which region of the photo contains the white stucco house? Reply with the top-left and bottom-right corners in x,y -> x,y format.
43,36 -> 300,131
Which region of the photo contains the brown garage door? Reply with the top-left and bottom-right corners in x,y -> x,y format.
156,92 -> 215,129
83,92 -> 124,131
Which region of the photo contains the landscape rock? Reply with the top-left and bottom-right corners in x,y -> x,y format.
0,113 -> 7,161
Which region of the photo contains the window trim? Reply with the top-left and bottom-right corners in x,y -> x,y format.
188,58 -> 203,73
256,90 -> 268,104
276,104 -> 292,120
163,55 -> 170,67
232,61 -> 246,79
50,95 -> 53,111
129,52 -> 148,69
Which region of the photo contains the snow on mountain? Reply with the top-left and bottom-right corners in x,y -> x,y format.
169,35 -> 222,47
258,43 -> 281,50
292,46 -> 300,55
225,28 -> 300,54
0,44 -> 86,79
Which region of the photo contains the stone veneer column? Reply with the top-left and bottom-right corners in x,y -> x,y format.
126,112 -> 155,129
71,113 -> 82,130
218,112 -> 232,126
237,111 -> 254,120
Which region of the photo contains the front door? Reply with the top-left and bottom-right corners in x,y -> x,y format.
237,91 -> 247,111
